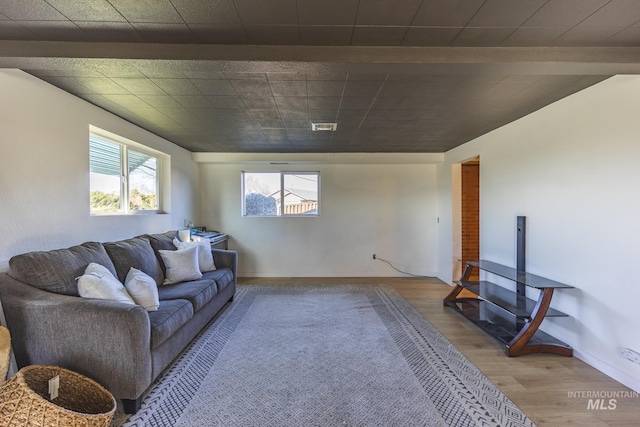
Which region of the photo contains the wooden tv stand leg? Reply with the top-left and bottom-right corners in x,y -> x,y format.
506,288 -> 573,357
443,262 -> 473,305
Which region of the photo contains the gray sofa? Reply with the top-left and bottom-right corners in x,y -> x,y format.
0,231 -> 237,414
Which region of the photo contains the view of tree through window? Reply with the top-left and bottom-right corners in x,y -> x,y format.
89,132 -> 160,215
242,171 -> 320,216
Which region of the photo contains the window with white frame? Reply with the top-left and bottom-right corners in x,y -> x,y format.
89,129 -> 163,215
242,171 -> 320,216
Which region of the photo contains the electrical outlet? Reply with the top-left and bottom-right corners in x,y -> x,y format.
372,254 -> 376,260
621,348 -> 640,364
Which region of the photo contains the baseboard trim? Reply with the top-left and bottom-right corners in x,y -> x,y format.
574,348 -> 640,393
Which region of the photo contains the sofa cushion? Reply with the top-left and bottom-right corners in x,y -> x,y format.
173,238 -> 216,272
147,231 -> 178,275
77,262 -> 136,305
125,267 -> 160,312
202,268 -> 234,293
159,246 -> 202,285
8,242 -> 117,296
157,278 -> 218,312
104,236 -> 164,286
148,299 -> 194,350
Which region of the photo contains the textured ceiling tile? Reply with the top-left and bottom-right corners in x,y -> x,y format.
190,79 -> 236,95
266,73 -> 306,81
402,27 -> 461,46
556,26 -> 622,46
207,95 -> 245,108
38,76 -> 96,94
224,72 -> 267,80
257,119 -> 284,129
244,25 -> 300,44
274,96 -> 308,109
412,0 -> 485,26
172,95 -> 214,109
137,95 -> 184,109
107,0 -> 183,24
171,0 -> 241,24
523,0 -> 609,28
452,27 -> 516,46
250,109 -> 281,120
269,80 -> 307,97
131,23 -> 194,43
468,0 -> 548,27
340,97 -> 375,109
355,0 -> 423,26
307,80 -> 345,96
298,0 -> 359,25
351,26 -> 408,45
343,81 -> 384,97
0,0 -> 67,20
282,119 -> 309,128
279,109 -> 308,121
502,27 -> 568,46
241,98 -> 277,109
74,21 -> 140,42
102,94 -> 150,108
377,81 -> 421,98
182,71 -> 226,79
188,24 -> 249,43
230,79 -> 272,96
16,21 -> 84,41
111,78 -> 166,95
0,20 -> 37,39
234,0 -> 297,25
299,26 -> 354,45
309,109 -> 339,122
307,73 -> 349,81
579,0 -> 640,28
308,96 -> 341,109
151,78 -> 201,95
44,0 -> 125,21
606,25 -> 640,46
76,77 -> 131,94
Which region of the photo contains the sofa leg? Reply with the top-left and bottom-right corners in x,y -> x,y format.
229,294 -> 234,302
122,397 -> 142,414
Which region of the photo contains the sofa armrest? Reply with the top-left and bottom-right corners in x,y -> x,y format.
213,249 -> 238,283
0,273 -> 152,400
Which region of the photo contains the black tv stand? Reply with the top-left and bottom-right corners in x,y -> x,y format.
443,217 -> 574,357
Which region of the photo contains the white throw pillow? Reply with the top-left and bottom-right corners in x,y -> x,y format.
77,263 -> 136,305
173,237 -> 216,272
159,245 -> 203,285
125,267 -> 160,311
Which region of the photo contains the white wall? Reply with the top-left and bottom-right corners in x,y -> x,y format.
0,70 -> 200,270
438,75 -> 640,391
199,157 -> 439,277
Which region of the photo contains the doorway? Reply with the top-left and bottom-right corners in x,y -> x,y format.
452,157 -> 480,281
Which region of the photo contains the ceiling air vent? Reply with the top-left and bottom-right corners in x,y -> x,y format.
311,122 -> 337,132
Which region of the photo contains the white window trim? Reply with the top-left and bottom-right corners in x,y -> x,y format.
90,126 -> 167,215
241,170 -> 321,217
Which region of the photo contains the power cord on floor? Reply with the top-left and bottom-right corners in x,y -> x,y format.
373,255 -> 436,278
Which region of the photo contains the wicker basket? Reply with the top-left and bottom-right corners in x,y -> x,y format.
0,365 -> 116,427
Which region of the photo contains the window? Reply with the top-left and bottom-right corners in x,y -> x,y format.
89,129 -> 162,215
242,171 -> 320,217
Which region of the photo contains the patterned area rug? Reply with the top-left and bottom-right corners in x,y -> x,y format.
114,285 -> 535,427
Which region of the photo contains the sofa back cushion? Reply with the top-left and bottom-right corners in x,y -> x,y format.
103,236 -> 164,286
8,242 -> 117,296
146,231 -> 178,275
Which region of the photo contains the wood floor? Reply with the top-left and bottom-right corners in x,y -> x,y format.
239,277 -> 638,426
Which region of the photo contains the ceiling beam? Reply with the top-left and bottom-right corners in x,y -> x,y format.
1,41 -> 640,75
